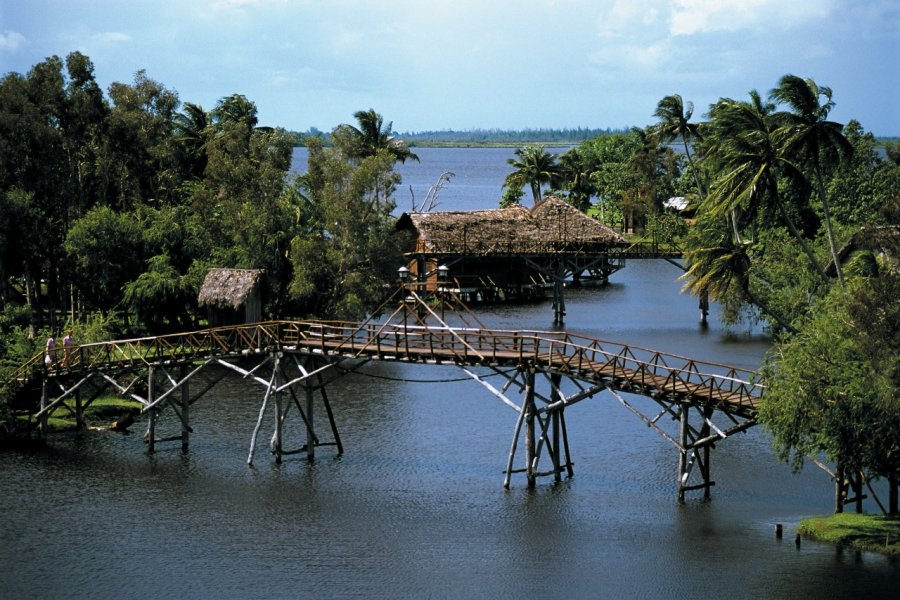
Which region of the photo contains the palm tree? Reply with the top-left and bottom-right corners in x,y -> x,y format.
554,147 -> 595,211
173,102 -> 209,178
681,217 -> 796,333
332,108 -> 419,164
504,144 -> 560,205
211,93 -> 258,127
653,94 -> 705,200
703,96 -> 825,278
770,75 -> 853,286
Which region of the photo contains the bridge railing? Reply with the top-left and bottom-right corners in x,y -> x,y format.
285,321 -> 763,413
9,320 -> 762,415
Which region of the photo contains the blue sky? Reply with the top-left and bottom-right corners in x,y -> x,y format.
1,0 -> 898,135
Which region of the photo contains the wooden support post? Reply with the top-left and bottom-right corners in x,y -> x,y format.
39,378 -> 49,438
552,260 -> 566,325
146,367 -> 156,454
550,373 -> 562,483
524,367 -> 536,489
677,403 -> 688,502
700,405 -> 714,499
559,409 -> 574,478
305,378 -> 315,461
318,373 -> 343,455
180,365 -> 190,453
273,356 -> 284,464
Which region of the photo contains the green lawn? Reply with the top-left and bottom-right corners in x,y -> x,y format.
798,513 -> 900,556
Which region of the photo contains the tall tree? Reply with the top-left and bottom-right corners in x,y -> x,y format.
770,75 -> 853,286
331,108 -> 419,164
653,94 -> 705,200
504,144 -> 560,205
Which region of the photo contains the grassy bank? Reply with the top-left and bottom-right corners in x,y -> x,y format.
39,397 -> 141,431
798,513 -> 900,556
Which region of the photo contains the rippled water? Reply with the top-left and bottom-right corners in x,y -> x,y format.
2,150 -> 898,598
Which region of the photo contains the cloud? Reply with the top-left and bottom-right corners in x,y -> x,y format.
0,30 -> 26,52
91,31 -> 132,43
670,0 -> 835,36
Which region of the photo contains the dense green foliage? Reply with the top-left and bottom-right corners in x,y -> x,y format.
0,52 -> 410,388
649,77 -> 899,513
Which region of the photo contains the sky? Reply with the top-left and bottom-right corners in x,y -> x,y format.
1,0 -> 898,135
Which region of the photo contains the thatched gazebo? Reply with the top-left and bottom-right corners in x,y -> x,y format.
198,268 -> 263,326
396,196 -> 625,256
395,197 -> 627,311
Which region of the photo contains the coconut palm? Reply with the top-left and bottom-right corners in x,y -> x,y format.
653,94 -> 705,200
173,102 -> 209,178
703,96 -> 825,278
770,75 -> 853,285
681,216 -> 796,333
504,144 -> 560,205
211,93 -> 258,127
332,108 -> 419,164
554,147 -> 595,211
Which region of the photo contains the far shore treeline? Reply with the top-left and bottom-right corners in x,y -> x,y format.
1,52 -> 898,517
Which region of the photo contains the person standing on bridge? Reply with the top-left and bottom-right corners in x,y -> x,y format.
62,330 -> 74,368
45,335 -> 57,368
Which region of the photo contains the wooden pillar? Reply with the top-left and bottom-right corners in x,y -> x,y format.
699,288 -> 710,325
552,260 -> 566,325
551,373 -> 562,483
39,377 -> 49,438
146,367 -> 156,454
524,367 -> 536,489
305,379 -> 315,461
677,403 -> 688,503
273,359 -> 283,464
180,365 -> 190,453
700,405 -> 714,499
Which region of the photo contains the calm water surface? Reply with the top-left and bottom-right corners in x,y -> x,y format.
2,149 -> 898,598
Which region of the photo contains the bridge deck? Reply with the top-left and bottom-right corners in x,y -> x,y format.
10,320 -> 761,419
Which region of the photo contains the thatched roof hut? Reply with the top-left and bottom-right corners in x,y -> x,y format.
198,268 -> 263,326
396,196 -> 625,256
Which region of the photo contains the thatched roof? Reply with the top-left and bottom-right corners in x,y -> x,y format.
197,268 -> 263,310
396,196 -> 625,255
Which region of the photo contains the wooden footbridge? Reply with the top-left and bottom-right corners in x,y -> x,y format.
9,303 -> 762,500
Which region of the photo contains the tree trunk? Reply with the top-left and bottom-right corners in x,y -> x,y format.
816,167 -> 844,287
890,476 -> 898,516
834,461 -> 844,514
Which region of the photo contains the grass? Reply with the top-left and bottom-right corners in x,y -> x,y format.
36,396 -> 142,431
798,513 -> 900,556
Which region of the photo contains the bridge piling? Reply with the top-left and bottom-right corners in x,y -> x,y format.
180,365 -> 190,453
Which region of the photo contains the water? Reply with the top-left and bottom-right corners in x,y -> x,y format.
2,149 -> 898,598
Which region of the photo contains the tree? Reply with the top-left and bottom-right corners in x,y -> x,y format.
770,75 -> 853,286
703,96 -> 823,274
331,108 -> 418,164
653,94 -> 705,199
680,214 -> 796,332
173,102 -> 209,179
503,144 -> 560,205
289,141 -> 405,319
758,278 -> 900,513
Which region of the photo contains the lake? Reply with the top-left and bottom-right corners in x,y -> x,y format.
1,147 -> 897,599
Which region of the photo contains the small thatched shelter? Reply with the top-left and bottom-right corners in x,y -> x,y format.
198,268 -> 263,326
